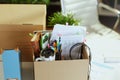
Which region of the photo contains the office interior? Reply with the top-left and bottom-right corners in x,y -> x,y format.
0,0 -> 120,80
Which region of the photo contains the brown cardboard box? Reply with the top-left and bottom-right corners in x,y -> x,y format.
0,4 -> 46,62
0,4 -> 46,30
0,25 -> 43,62
34,46 -> 89,80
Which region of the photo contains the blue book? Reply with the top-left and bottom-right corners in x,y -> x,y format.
2,49 -> 21,80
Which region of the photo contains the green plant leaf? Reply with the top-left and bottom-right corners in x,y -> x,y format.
9,0 -> 50,5
48,12 -> 79,26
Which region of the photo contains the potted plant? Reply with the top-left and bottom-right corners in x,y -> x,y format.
48,12 -> 79,28
0,0 -> 50,5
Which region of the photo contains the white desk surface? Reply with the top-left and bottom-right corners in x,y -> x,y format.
86,37 -> 120,80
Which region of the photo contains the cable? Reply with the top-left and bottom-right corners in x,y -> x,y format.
69,42 -> 91,80
69,43 -> 83,59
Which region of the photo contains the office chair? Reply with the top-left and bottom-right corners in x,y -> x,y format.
60,0 -> 120,80
60,0 -> 120,39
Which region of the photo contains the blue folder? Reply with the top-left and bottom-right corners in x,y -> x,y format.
2,49 -> 21,80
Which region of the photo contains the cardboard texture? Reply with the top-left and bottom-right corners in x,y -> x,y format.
0,25 -> 43,61
0,4 -> 46,30
0,4 -> 46,61
34,47 -> 89,80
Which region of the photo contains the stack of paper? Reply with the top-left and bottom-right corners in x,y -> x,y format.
50,24 -> 86,59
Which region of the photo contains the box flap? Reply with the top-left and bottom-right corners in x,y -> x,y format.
0,24 -> 43,31
0,4 -> 46,30
0,25 -> 43,62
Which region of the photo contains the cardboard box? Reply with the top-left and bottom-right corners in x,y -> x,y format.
34,45 -> 89,80
0,4 -> 46,61
0,4 -> 46,30
0,25 -> 43,62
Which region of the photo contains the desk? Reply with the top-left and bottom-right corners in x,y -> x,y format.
86,37 -> 120,80
0,62 -> 4,80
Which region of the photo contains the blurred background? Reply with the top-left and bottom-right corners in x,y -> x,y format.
0,0 -> 120,32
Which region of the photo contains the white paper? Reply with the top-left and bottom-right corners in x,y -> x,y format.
86,37 -> 120,62
50,24 -> 86,41
90,61 -> 115,80
50,24 -> 86,59
86,37 -> 120,80
61,35 -> 84,59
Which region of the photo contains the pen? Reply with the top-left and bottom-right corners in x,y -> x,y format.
57,42 -> 61,52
